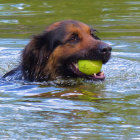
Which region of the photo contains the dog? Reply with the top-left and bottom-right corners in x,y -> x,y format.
3,20 -> 112,82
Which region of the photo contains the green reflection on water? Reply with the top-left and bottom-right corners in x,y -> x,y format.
0,0 -> 140,40
0,0 -> 140,139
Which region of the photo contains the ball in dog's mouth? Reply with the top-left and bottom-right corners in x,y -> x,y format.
70,60 -> 105,80
78,60 -> 102,75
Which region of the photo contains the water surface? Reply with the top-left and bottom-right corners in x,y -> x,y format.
0,0 -> 140,139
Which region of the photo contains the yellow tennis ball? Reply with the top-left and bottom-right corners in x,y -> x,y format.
78,60 -> 102,75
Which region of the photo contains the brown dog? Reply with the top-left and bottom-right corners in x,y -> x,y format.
3,20 -> 112,81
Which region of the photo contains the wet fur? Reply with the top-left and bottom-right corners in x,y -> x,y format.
3,20 -> 111,81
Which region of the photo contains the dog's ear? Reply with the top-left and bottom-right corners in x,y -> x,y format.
21,25 -> 64,81
21,32 -> 52,81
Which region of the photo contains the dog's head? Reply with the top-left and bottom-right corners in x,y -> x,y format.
22,20 -> 112,81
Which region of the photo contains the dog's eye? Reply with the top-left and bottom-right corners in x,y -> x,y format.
90,29 -> 100,40
68,33 -> 80,43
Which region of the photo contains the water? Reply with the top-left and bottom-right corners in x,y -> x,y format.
0,0 -> 140,139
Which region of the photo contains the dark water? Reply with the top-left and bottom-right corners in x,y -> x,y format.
0,0 -> 140,139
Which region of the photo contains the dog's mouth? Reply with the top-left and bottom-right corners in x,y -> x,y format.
69,61 -> 105,80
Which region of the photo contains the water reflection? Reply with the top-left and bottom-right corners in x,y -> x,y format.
0,0 -> 140,139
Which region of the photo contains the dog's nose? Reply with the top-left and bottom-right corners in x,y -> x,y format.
99,43 -> 112,54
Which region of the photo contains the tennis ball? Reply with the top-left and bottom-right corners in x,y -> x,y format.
78,60 -> 102,75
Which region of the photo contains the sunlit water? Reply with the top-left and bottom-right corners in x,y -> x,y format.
0,0 -> 140,139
